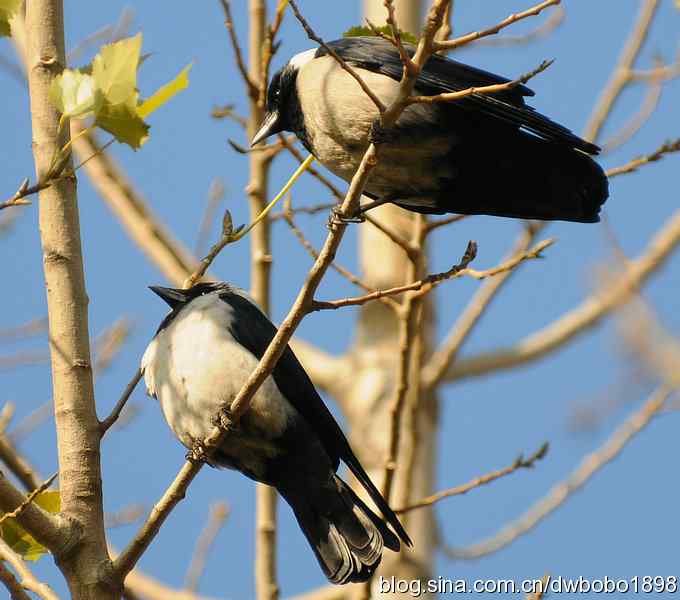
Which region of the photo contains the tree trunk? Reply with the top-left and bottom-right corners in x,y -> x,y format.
344,2 -> 436,597
25,0 -> 115,597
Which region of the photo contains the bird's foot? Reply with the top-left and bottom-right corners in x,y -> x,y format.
369,119 -> 391,145
211,406 -> 239,433
187,439 -> 208,463
328,204 -> 365,228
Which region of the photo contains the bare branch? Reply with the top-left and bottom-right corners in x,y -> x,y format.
407,59 -> 553,105
445,387 -> 671,559
442,209 -> 680,382
288,0 -> 387,113
0,539 -> 59,600
434,0 -> 561,52
311,239 -> 553,311
0,473 -> 57,526
99,370 -> 143,437
396,443 -> 548,514
218,0 -> 259,100
423,224 -> 545,389
605,138 -> 680,178
0,560 -> 32,600
583,0 -> 660,142
475,5 -> 564,47
184,502 -> 230,592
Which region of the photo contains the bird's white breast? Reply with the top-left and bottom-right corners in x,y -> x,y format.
141,294 -> 294,450
296,55 -> 454,204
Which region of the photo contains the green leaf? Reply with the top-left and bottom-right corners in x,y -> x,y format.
0,0 -> 21,37
0,491 -> 60,562
95,97 -> 149,149
138,63 -> 192,118
343,24 -> 418,45
49,70 -> 100,119
92,32 -> 142,105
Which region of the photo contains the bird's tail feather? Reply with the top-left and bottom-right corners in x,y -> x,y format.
280,475 -> 400,584
403,133 -> 609,223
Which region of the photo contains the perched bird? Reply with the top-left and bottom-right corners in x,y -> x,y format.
141,282 -> 410,584
252,36 -> 609,223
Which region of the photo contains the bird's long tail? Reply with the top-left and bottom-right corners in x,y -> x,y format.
405,133 -> 609,223
280,475 -> 400,584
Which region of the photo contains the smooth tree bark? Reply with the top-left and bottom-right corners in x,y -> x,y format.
25,0 -> 115,598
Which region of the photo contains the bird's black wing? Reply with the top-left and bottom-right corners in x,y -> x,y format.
321,37 -> 599,154
219,290 -> 412,545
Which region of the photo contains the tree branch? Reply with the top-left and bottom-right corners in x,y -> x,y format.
396,443 -> 548,514
0,538 -> 59,600
433,0 -> 561,52
444,387 -> 670,559
583,0 -> 659,142
441,209 -> 680,382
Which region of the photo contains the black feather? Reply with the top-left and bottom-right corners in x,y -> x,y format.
218,288 -> 412,547
320,37 -> 599,155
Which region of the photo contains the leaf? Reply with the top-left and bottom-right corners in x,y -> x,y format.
95,97 -> 149,149
49,70 -> 100,119
138,63 -> 192,118
0,490 -> 60,562
343,24 -> 418,45
0,0 -> 21,37
92,32 -> 142,105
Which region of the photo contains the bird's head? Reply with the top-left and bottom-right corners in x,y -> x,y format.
149,282 -> 229,308
251,49 -> 316,146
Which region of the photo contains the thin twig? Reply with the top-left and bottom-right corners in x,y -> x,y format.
0,473 -> 57,526
184,502 -> 230,592
406,59 -> 553,105
218,0 -> 259,100
444,387 -> 670,559
441,209 -> 680,382
288,0 -> 386,113
100,369 -> 143,436
423,224 -> 545,389
475,6 -> 564,47
0,434 -> 42,492
605,138 -> 680,178
396,443 -> 548,514
601,66 -> 663,153
583,0 -> 660,142
282,200 -> 400,310
311,239 -> 554,311
0,539 -> 58,600
0,560 -> 33,600
434,0 -> 561,52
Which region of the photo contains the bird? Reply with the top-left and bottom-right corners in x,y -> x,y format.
251,36 -> 609,223
141,281 -> 411,584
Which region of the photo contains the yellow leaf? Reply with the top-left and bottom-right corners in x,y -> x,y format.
0,0 -> 21,37
137,63 -> 192,119
49,70 -> 100,119
96,96 -> 150,149
92,33 -> 142,105
0,490 -> 60,562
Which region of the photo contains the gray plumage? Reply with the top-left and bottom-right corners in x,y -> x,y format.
252,37 -> 609,223
142,282 -> 410,584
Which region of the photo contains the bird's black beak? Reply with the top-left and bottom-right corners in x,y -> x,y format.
149,286 -> 188,308
251,111 -> 282,147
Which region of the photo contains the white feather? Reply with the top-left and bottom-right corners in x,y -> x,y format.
289,48 -> 316,70
141,293 -> 294,451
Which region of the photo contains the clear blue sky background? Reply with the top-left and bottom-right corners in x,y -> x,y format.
1,1 -> 679,598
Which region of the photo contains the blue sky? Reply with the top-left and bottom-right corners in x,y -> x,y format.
1,1 -> 679,598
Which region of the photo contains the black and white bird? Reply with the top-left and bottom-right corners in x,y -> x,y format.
252,36 -> 609,223
141,282 -> 410,584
